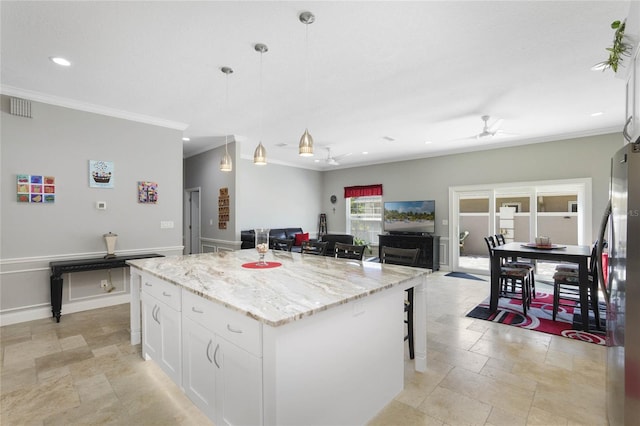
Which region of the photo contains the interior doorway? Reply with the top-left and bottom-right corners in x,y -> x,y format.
184,188 -> 201,255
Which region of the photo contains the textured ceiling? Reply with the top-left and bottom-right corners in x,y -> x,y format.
1,1 -> 635,170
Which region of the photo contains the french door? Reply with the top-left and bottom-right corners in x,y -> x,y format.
450,178 -> 591,275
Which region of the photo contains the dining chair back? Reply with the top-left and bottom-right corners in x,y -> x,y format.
301,240 -> 328,256
333,242 -> 365,260
272,238 -> 293,252
495,234 -> 506,245
380,246 -> 420,360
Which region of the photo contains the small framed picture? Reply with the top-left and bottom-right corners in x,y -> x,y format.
89,160 -> 114,188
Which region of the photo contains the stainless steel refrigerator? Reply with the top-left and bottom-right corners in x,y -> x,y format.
598,142 -> 640,426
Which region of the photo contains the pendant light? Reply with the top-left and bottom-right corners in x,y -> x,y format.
298,11 -> 315,157
253,43 -> 268,165
220,66 -> 233,172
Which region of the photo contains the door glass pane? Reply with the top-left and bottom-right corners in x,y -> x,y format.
496,195 -> 531,243
458,195 -> 490,272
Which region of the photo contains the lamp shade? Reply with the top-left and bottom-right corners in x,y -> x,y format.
299,128 -> 314,157
254,142 -> 267,165
220,151 -> 233,172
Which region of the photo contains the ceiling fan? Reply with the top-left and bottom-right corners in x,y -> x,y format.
324,147 -> 352,166
476,115 -> 504,139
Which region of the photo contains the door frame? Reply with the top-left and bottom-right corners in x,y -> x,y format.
449,178 -> 592,273
184,187 -> 201,255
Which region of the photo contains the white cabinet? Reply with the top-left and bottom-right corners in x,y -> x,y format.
215,336 -> 262,426
182,316 -> 216,420
181,288 -> 263,425
141,274 -> 182,384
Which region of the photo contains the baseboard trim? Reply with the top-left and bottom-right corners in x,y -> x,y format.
0,294 -> 131,326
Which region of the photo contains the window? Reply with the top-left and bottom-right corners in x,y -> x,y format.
346,196 -> 382,247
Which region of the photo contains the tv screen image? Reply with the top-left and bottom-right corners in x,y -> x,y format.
384,200 -> 435,234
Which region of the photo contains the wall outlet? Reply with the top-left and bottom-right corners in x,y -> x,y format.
100,279 -> 109,289
160,221 -> 174,229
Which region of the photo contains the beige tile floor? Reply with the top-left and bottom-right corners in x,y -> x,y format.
1,272 -> 607,425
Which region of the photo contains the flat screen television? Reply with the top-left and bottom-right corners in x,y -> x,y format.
384,200 -> 435,234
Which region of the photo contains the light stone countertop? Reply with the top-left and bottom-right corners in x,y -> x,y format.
127,250 -> 429,327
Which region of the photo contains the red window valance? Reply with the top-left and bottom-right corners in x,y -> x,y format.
344,184 -> 383,198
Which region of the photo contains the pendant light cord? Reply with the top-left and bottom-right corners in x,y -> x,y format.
225,71 -> 229,154
304,21 -> 309,129
260,49 -> 264,143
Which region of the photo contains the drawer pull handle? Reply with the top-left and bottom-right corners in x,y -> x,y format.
213,343 -> 220,369
162,292 -> 171,297
191,307 -> 204,314
227,324 -> 243,334
206,340 -> 213,364
145,283 -> 152,287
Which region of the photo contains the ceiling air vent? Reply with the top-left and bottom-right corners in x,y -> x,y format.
10,97 -> 32,118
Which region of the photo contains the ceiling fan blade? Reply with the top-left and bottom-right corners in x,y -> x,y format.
488,118 -> 504,134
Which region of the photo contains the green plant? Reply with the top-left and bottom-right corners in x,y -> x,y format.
596,20 -> 631,73
353,237 -> 372,254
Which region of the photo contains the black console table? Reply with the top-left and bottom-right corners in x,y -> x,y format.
378,234 -> 440,271
49,253 -> 163,322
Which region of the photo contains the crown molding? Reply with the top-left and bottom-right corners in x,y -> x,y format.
0,85 -> 189,131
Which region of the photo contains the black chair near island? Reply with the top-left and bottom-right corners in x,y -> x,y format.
380,246 -> 420,360
334,242 -> 365,260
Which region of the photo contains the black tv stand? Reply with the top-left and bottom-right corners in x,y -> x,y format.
379,234 -> 440,271
387,231 -> 431,237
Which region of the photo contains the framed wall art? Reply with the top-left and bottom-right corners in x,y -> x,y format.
89,160 -> 114,188
138,181 -> 158,204
17,174 -> 55,203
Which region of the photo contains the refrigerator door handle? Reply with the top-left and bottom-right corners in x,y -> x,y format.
597,199 -> 611,304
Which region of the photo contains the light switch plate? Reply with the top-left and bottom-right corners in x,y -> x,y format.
96,201 -> 107,210
160,221 -> 174,229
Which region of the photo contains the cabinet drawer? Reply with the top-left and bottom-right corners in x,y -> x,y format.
141,274 -> 181,311
182,289 -> 262,356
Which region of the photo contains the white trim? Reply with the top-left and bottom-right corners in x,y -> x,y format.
0,85 -> 188,131
0,295 -> 131,326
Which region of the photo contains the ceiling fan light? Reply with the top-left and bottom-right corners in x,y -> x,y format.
254,142 -> 267,165
299,129 -> 314,156
220,151 -> 233,172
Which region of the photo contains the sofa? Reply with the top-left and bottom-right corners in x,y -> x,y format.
241,228 -> 305,250
240,229 -> 355,257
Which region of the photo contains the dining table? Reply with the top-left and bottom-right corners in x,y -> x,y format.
490,242 -> 593,331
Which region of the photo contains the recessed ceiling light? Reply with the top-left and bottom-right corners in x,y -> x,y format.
362,151 -> 368,155
314,159 -> 320,163
50,56 -> 71,67
424,141 -> 433,145
182,137 -> 190,142
591,112 -> 604,117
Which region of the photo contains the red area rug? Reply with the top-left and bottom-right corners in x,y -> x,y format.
466,286 -> 606,345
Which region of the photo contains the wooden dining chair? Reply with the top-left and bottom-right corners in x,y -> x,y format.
484,236 -> 532,315
301,240 -> 328,256
333,242 -> 365,260
552,242 -> 601,328
272,238 -> 293,252
492,234 -> 536,297
380,246 -> 420,360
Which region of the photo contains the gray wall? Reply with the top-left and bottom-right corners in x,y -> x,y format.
236,158 -> 323,236
1,96 -> 184,323
184,149 -> 323,251
322,133 -> 623,243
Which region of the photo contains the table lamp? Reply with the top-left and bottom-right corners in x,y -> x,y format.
103,232 -> 118,259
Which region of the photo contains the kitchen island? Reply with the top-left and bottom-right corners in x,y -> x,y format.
127,249 -> 429,426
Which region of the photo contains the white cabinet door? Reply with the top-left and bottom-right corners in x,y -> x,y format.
142,291 -> 182,384
157,300 -> 182,384
141,293 -> 161,361
182,317 -> 216,420
215,337 -> 263,426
